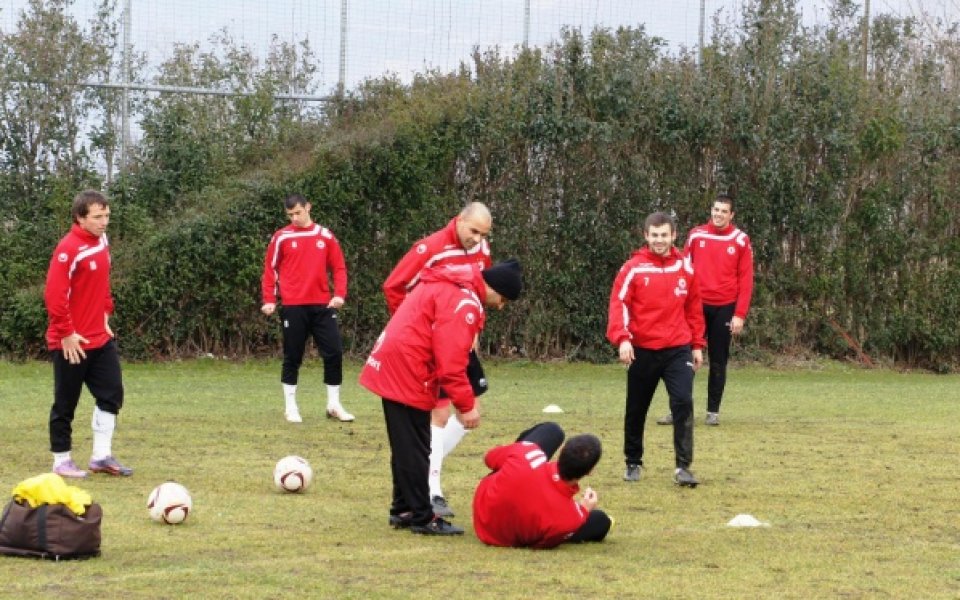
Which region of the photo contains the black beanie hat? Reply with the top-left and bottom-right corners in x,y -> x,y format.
482,258 -> 523,301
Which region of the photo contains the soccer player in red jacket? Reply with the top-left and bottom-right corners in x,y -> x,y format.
473,422 -> 611,549
44,190 -> 132,479
261,194 -> 353,423
361,259 -> 522,536
607,212 -> 706,487
673,194 -> 754,427
382,202 -> 492,518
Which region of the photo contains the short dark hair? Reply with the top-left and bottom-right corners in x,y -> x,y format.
72,190 -> 109,223
643,211 -> 675,234
557,434 -> 602,481
714,193 -> 735,211
284,194 -> 309,210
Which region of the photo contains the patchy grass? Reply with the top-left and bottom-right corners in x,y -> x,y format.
1,358 -> 958,599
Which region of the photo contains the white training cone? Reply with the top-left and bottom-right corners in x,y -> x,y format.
726,514 -> 769,527
542,404 -> 564,414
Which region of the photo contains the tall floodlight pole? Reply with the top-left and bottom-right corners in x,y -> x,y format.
339,0 -> 348,94
523,0 -> 530,48
121,0 -> 131,169
699,0 -> 706,67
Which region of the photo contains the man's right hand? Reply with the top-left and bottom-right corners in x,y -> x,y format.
261,303 -> 276,316
581,487 -> 599,511
618,341 -> 635,365
61,332 -> 89,365
460,407 -> 480,429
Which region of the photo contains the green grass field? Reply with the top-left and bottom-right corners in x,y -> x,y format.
1,358 -> 958,599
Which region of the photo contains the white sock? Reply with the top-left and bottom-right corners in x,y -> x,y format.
283,384 -> 298,413
326,385 -> 341,410
428,425 -> 444,498
91,406 -> 116,461
442,417 -> 468,458
53,451 -> 72,468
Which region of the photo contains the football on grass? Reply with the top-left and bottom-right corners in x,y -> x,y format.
274,455 -> 313,492
147,482 -> 193,524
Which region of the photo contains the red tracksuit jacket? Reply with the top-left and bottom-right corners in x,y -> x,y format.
44,224 -> 115,351
606,246 -> 706,350
473,441 -> 588,549
261,223 -> 348,305
360,264 -> 486,413
382,217 -> 491,315
684,222 -> 754,318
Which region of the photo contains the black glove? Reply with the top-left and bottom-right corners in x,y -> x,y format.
466,350 -> 488,396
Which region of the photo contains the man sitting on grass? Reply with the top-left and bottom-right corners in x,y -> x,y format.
472,422 -> 611,549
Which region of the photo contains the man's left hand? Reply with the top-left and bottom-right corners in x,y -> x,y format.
730,316 -> 745,335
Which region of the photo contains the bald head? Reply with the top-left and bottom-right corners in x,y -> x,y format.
460,202 -> 491,222
455,202 -> 492,251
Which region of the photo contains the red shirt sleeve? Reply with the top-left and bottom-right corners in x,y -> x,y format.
383,244 -> 428,315
483,444 -> 512,471
44,245 -> 76,342
432,295 -> 480,414
606,261 -> 633,347
326,234 -> 348,299
261,232 -> 281,304
685,263 -> 707,349
735,240 -> 754,319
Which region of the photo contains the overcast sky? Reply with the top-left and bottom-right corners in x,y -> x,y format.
3,0 -> 956,93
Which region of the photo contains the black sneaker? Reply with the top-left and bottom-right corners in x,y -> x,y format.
674,468 -> 699,487
410,517 -> 464,536
623,464 -> 641,482
388,512 -> 413,529
431,495 -> 455,517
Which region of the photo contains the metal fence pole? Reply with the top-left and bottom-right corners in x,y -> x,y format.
524,0 -> 530,48
339,0 -> 348,95
699,0 -> 705,66
121,0 -> 131,170
861,0 -> 871,75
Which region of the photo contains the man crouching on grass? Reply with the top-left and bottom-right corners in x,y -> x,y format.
473,422 -> 612,548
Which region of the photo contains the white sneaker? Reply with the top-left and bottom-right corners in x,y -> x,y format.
326,406 -> 355,422
285,408 -> 303,423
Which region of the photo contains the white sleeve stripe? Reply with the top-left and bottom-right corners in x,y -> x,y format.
453,297 -> 484,314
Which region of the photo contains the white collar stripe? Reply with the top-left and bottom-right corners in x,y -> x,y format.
424,248 -> 471,268
69,237 -> 108,279
689,228 -> 742,243
271,225 -> 321,269
617,259 -> 684,331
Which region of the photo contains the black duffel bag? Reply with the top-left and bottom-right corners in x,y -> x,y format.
0,499 -> 102,560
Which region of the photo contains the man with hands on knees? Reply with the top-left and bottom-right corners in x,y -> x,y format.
360,259 -> 523,536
